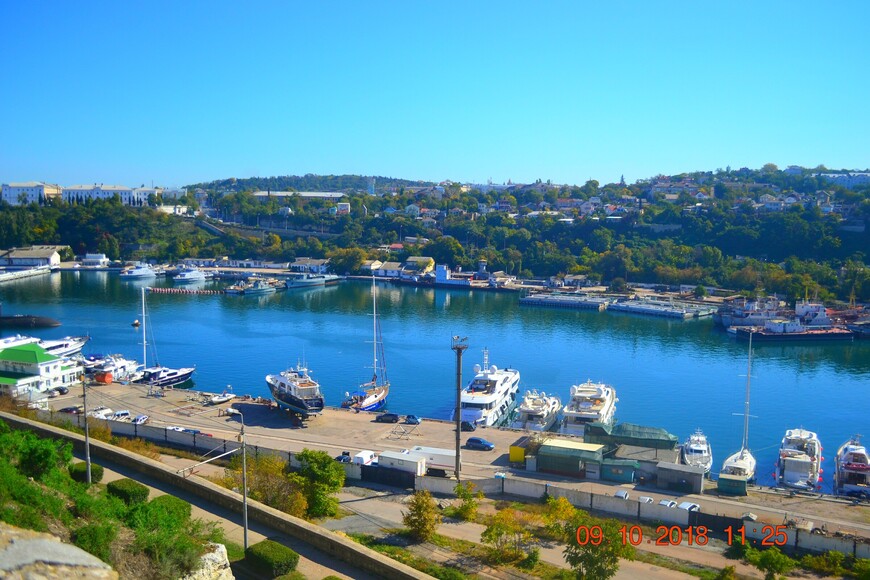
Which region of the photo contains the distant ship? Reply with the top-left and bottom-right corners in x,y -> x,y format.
0,303 -> 60,328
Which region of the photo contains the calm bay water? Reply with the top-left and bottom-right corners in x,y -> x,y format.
3,271 -> 869,489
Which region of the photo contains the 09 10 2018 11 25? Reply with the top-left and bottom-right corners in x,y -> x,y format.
576,524 -> 789,547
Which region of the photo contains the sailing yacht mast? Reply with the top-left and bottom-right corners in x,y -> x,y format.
141,287 -> 147,368
371,276 -> 377,383
739,333 -> 753,458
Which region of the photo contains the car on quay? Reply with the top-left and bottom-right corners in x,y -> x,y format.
678,502 -> 701,512
374,413 -> 400,423
132,414 -> 149,425
59,405 -> 83,414
638,496 -> 654,504
456,421 -> 477,432
404,415 -> 421,425
658,499 -> 677,508
466,437 -> 495,451
615,490 -> 630,500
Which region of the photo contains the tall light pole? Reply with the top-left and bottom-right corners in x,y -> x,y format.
231,408 -> 249,550
452,336 -> 468,482
80,373 -> 92,484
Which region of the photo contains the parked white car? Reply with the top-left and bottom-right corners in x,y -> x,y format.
658,499 -> 677,508
678,502 -> 701,512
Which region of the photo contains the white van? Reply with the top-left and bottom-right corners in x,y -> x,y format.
111,410 -> 131,421
353,450 -> 376,465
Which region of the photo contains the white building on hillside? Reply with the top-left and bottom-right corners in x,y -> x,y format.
1,182 -> 62,206
64,184 -> 147,206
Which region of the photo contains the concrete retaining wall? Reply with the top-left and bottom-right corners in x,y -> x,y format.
796,530 -> 855,555
546,485 -> 593,510
745,523 -> 798,549
1,412 -> 428,580
638,503 -> 689,526
856,539 -> 870,559
503,477 -> 547,499
591,494 -> 639,518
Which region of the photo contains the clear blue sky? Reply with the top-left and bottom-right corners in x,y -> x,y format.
2,1 -> 868,188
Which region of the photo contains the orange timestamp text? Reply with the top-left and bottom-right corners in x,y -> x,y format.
575,524 -> 788,547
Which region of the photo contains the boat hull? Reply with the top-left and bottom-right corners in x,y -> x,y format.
134,366 -> 195,388
266,380 -> 325,416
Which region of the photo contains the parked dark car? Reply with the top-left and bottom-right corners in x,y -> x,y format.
404,415 -> 421,425
375,412 -> 400,423
59,405 -> 83,414
335,451 -> 352,463
53,386 -> 70,395
460,421 -> 477,432
466,437 -> 495,451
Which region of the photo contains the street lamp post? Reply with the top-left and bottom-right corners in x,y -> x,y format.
451,336 -> 468,482
81,374 -> 92,484
233,409 -> 249,550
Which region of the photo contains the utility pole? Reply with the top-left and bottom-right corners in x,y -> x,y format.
237,410 -> 249,550
81,374 -> 92,484
451,336 -> 467,482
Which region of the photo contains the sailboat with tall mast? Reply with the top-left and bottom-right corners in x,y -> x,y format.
718,333 -> 757,495
341,278 -> 390,412
132,288 -> 195,388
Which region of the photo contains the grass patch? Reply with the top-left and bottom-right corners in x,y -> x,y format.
635,551 -> 723,579
224,540 -> 245,563
348,533 -> 470,579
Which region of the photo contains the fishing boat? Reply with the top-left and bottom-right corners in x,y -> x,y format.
835,435 -> 870,497
242,278 -> 277,295
452,348 -> 520,427
682,429 -> 713,476
509,390 -> 561,431
131,287 -> 195,388
718,334 -> 757,495
560,379 -> 618,436
776,428 -> 822,490
266,362 -> 325,416
341,278 -> 390,412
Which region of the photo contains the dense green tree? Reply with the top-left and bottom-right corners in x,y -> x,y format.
295,448 -> 345,518
402,490 -> 440,542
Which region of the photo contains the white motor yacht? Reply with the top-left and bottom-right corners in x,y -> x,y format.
452,349 -> 520,427
510,390 -> 561,432
682,429 -> 713,476
836,436 -> 870,496
560,379 -> 617,436
119,264 -> 157,279
777,428 -> 822,490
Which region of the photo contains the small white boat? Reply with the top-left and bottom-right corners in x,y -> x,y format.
174,268 -> 207,284
209,387 -> 236,405
777,428 -> 822,490
510,390 -> 561,431
682,429 -> 713,476
119,264 -> 157,279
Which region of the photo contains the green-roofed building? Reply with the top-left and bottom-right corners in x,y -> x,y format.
0,343 -> 81,399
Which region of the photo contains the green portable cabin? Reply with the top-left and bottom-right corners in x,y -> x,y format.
717,473 -> 749,496
601,459 -> 639,484
537,439 -> 604,477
